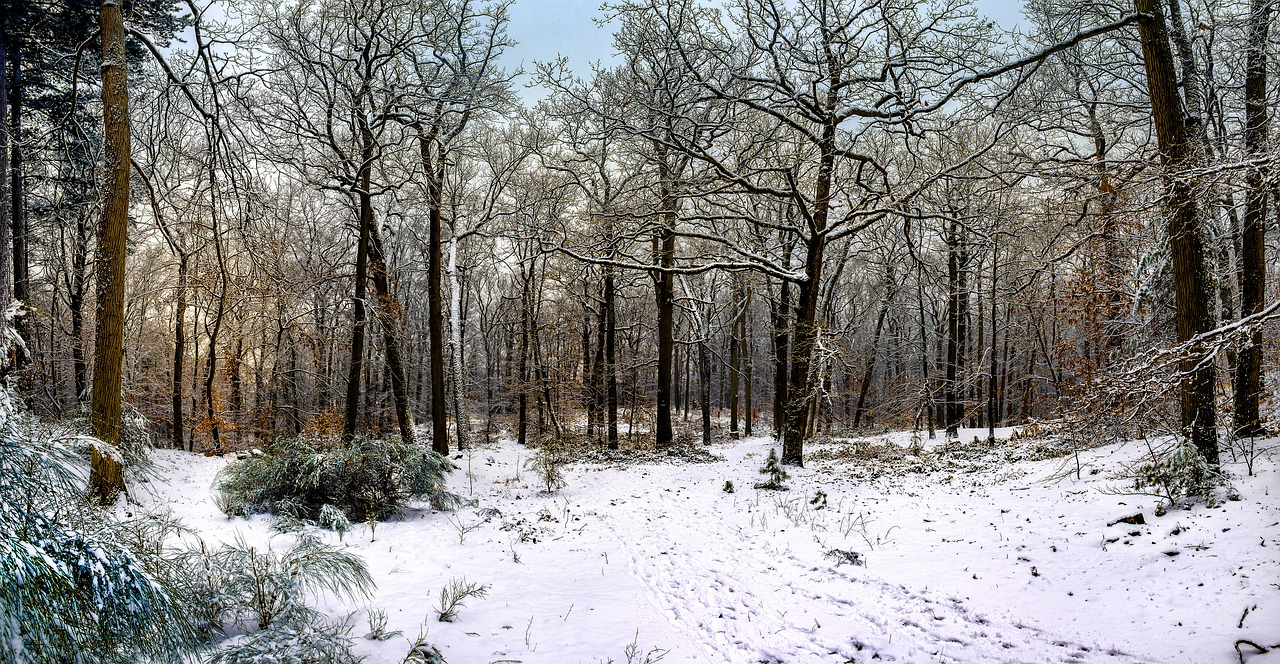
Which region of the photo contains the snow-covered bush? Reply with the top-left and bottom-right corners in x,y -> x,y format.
62,401 -> 157,481
0,303 -> 201,663
403,634 -> 448,663
1132,438 -> 1215,506
215,434 -> 458,523
754,449 -> 789,490
0,509 -> 202,663
364,607 -> 402,641
525,434 -> 567,494
177,533 -> 374,633
434,576 -> 489,622
319,503 -> 352,540
673,427 -> 697,447
207,613 -> 363,664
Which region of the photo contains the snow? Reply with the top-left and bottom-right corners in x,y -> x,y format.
142,430 -> 1280,663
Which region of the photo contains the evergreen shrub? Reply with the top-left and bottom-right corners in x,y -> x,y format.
215,434 -> 458,523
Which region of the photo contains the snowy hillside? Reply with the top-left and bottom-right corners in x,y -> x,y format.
143,433 -> 1279,663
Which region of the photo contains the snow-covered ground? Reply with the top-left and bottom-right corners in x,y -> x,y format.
141,430 -> 1280,663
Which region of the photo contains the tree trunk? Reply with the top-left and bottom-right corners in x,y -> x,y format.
427,159 -> 448,454
10,45 -> 26,369
448,234 -> 468,449
1233,0 -> 1269,439
1087,103 -> 1125,364
988,238 -> 999,442
517,262 -> 531,445
743,286 -> 752,437
782,240 -> 823,464
0,32 -> 10,311
944,215 -> 967,437
367,216 -> 415,444
203,269 -> 226,451
1135,0 -> 1218,465
699,337 -> 711,445
916,262 -> 935,438
70,226 -> 88,402
673,330 -> 682,419
533,314 -> 562,435
683,336 -> 691,421
729,283 -> 741,438
591,280 -> 606,441
853,288 -> 891,428
654,165 -> 676,447
771,273 -> 791,439
781,116 -> 836,466
1165,0 -> 1210,152
229,337 -> 243,442
287,340 -> 301,434
342,124 -> 374,442
172,255 -> 187,449
605,262 -> 618,449
583,300 -> 595,438
89,0 -> 130,503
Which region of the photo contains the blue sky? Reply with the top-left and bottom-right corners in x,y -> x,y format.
504,0 -> 1028,83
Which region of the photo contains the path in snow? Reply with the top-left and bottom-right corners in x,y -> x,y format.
582,441 -> 1152,663
146,430 -> 1279,663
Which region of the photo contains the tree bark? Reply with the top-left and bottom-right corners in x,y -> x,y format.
89,0 -> 130,503
853,282 -> 891,428
342,123 -> 374,442
0,32 -> 9,332
988,238 -> 999,442
780,114 -> 836,466
0,34 -> 11,324
0,33 -> 11,310
605,262 -> 618,449
10,44 -> 25,367
699,337 -> 711,445
771,273 -> 791,438
1164,0 -> 1210,152
729,282 -> 741,438
1135,0 -> 1219,464
172,255 -> 187,448
517,260 -> 532,446
1233,0 -> 1269,439
367,216 -> 415,445
583,298 -> 595,437
448,234 -> 469,449
69,219 -> 88,403
651,150 -> 677,447
427,155 -> 448,454
743,286 -> 752,437
944,215 -> 967,437
590,279 -> 605,441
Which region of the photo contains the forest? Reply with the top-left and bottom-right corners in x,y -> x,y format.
0,0 -> 1276,661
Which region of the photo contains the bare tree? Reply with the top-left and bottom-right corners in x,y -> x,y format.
1233,0 -> 1270,438
251,0 -> 422,443
1133,0 -> 1218,465
402,0 -> 514,454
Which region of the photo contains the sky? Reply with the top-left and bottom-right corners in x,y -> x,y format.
504,0 -> 1029,90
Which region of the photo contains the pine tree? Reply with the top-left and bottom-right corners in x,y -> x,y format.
755,448 -> 790,490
